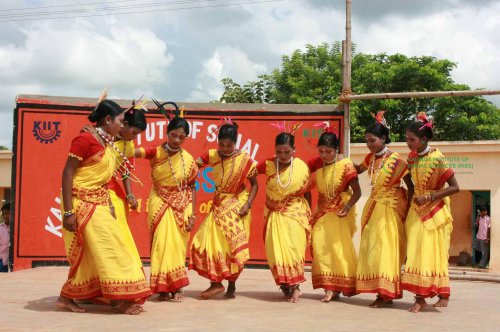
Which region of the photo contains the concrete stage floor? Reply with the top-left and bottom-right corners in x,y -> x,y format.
0,267 -> 499,331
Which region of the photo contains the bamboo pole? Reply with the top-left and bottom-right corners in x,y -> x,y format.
342,0 -> 352,157
339,89 -> 500,102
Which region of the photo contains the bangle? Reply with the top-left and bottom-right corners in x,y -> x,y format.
126,193 -> 136,200
63,209 -> 75,217
246,201 -> 252,208
430,193 -> 436,202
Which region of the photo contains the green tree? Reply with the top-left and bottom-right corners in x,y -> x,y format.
217,43 -> 500,142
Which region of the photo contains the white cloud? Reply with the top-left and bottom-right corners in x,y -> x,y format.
0,18 -> 174,148
188,46 -> 267,102
354,2 -> 500,103
0,0 -> 499,148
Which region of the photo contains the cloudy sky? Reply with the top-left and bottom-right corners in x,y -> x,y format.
1,0 -> 499,148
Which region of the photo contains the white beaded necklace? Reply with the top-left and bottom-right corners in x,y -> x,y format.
375,146 -> 389,157
369,150 -> 389,188
418,145 -> 431,156
323,161 -> 336,200
164,143 -> 180,153
95,127 -> 135,172
216,151 -> 236,191
96,126 -> 114,143
276,157 -> 293,194
163,145 -> 186,191
95,126 -> 141,184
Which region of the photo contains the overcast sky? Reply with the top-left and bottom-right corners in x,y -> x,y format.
1,0 -> 499,148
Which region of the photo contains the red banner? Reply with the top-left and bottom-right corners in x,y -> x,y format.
12,96 -> 342,270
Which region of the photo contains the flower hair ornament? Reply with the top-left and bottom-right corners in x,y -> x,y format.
151,99 -> 184,120
200,116 -> 235,149
370,110 -> 390,129
312,121 -> 342,158
416,111 -> 433,131
270,121 -> 303,135
91,86 -> 109,114
219,116 -> 233,126
313,121 -> 338,136
125,95 -> 149,115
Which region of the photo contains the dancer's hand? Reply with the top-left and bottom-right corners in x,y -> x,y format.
335,204 -> 351,218
127,194 -> 138,210
414,196 -> 428,207
238,202 -> 251,217
63,214 -> 77,232
185,216 -> 196,232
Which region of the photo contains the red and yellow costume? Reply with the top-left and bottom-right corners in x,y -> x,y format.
356,152 -> 408,299
137,145 -> 198,294
60,129 -> 150,303
258,157 -> 312,286
401,149 -> 454,298
189,149 -> 257,282
308,157 -> 358,296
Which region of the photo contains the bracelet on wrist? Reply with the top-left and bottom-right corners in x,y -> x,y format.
63,209 -> 75,217
430,193 -> 436,202
126,193 -> 136,199
246,201 -> 252,208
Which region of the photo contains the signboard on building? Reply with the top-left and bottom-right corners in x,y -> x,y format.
12,95 -> 342,270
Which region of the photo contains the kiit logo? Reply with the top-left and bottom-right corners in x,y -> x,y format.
33,121 -> 61,144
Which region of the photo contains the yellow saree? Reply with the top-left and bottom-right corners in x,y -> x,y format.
356,152 -> 408,299
261,158 -> 312,286
108,139 -> 144,293
311,158 -> 358,296
401,149 -> 454,298
61,131 -> 150,303
189,149 -> 257,282
139,146 -> 198,294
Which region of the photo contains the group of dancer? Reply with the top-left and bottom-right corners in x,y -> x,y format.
56,95 -> 459,315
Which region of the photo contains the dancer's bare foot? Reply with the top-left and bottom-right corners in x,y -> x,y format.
56,296 -> 86,313
111,301 -> 143,315
280,285 -> 291,298
157,292 -> 169,301
224,281 -> 236,299
200,282 -> 225,299
433,297 -> 449,307
321,290 -> 340,303
171,289 -> 185,302
370,295 -> 393,308
409,296 -> 427,313
287,286 -> 301,303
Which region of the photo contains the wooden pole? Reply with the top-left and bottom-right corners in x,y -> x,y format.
342,0 -> 352,157
339,89 -> 500,102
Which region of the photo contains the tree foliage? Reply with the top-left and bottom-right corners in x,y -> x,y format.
218,42 -> 500,142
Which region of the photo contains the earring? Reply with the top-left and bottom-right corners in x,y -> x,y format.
106,121 -> 110,125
